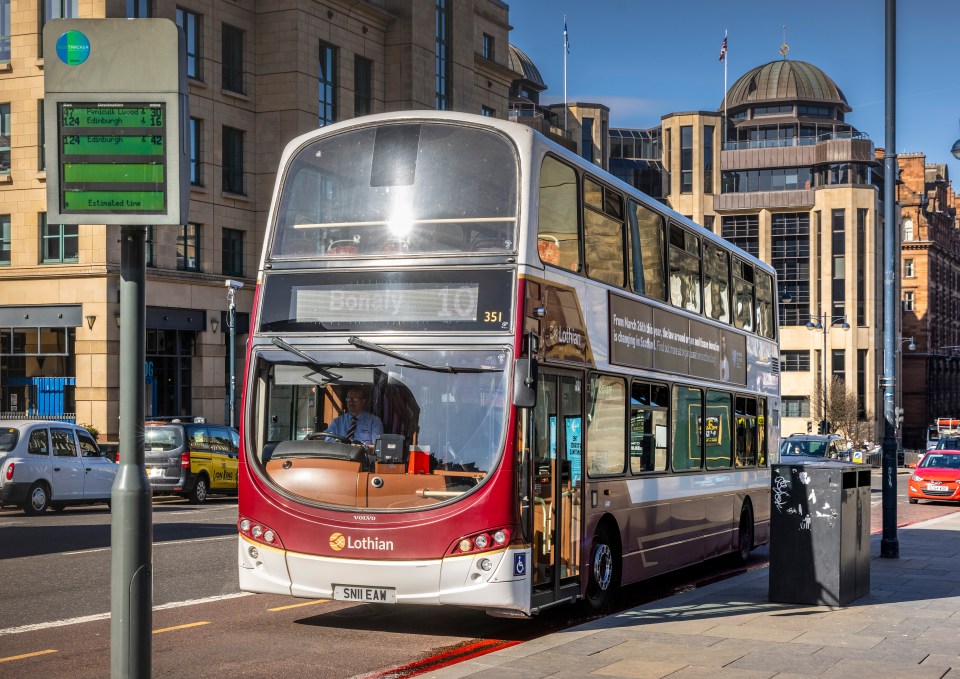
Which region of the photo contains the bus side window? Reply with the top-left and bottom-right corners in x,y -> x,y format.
586,374 -> 626,476
583,177 -> 625,287
703,241 -> 730,324
755,270 -> 775,339
733,259 -> 755,332
538,156 -> 580,272
627,200 -> 666,301
668,224 -> 701,314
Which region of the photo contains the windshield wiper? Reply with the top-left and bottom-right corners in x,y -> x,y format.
347,336 -> 501,374
271,338 -> 343,381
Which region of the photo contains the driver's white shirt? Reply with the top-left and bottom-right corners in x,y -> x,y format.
326,411 -> 383,444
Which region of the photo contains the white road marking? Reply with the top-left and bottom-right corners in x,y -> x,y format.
0,592 -> 253,636
62,534 -> 235,556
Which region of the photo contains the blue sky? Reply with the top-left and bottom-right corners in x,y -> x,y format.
508,0 -> 960,181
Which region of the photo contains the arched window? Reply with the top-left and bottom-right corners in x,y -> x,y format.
902,218 -> 914,242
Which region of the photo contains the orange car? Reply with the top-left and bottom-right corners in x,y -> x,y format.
908,451 -> 960,504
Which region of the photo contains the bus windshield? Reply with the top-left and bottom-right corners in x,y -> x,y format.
251,347 -> 510,510
270,123 -> 519,259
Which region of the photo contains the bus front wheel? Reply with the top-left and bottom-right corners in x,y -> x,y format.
583,526 -> 619,612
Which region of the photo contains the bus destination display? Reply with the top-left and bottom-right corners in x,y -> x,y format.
259,269 -> 514,333
57,103 -> 166,214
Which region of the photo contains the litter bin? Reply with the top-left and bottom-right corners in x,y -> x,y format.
769,461 -> 871,606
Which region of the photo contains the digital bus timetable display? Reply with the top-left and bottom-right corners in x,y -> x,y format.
57,103 -> 166,214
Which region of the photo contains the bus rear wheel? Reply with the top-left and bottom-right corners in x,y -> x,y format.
583,526 -> 619,612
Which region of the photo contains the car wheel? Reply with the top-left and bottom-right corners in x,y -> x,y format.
188,475 -> 209,504
908,498 -> 918,504
23,482 -> 50,516
583,525 -> 619,613
733,504 -> 755,565
51,502 -> 66,512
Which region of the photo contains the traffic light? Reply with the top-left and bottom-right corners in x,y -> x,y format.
895,407 -> 904,427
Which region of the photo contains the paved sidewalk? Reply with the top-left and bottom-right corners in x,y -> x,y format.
427,512 -> 960,679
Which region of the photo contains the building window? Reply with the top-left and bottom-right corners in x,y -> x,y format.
481,106 -> 495,117
581,117 -> 594,164
145,225 -> 154,267
40,0 -> 78,53
222,126 -> 244,195
904,258 -> 915,278
772,213 -> 810,326
680,125 -> 693,193
318,42 -> 337,126
189,118 -> 202,186
1,0 -> 10,63
177,223 -> 200,271
903,290 -> 914,311
857,208 -> 867,326
832,209 -> 845,320
176,7 -> 201,80
832,349 -> 845,384
222,228 -> 243,277
482,33 -> 494,60
0,214 -> 9,267
38,100 -> 45,171
354,56 -> 372,117
435,0 -> 449,110
703,125 -> 714,194
40,214 -> 79,264
902,218 -> 914,242
857,349 -> 867,419
782,396 -> 810,418
0,103 -> 8,175
781,350 -> 810,372
720,215 -> 759,258
126,0 -> 152,17
222,24 -> 244,93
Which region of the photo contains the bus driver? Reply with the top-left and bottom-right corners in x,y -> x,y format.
326,387 -> 383,445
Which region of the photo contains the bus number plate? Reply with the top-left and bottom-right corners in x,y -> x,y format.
333,585 -> 396,604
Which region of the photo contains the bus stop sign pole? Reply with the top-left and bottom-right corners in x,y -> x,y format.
114,225 -> 151,677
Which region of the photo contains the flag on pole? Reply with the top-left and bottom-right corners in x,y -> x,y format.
718,33 -> 727,62
564,17 -> 570,54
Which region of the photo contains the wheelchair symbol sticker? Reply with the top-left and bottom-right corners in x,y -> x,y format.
513,553 -> 526,576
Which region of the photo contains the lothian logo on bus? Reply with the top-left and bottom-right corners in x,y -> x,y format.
329,532 -> 395,551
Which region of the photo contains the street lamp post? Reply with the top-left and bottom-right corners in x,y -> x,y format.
225,279 -> 244,429
806,314 -> 850,434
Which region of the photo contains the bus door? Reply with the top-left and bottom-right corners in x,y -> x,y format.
530,370 -> 583,608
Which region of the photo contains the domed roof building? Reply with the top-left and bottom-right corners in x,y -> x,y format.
725,60 -> 850,113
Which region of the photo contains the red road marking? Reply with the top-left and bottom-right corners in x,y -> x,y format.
354,638 -> 522,679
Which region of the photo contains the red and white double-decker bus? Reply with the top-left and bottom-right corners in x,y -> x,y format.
238,111 -> 780,616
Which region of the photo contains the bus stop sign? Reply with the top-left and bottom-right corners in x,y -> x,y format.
43,19 -> 188,226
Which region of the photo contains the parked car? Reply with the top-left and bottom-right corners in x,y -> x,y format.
0,420 -> 116,515
778,434 -> 845,462
935,436 -> 960,451
143,419 -> 239,503
908,450 -> 960,504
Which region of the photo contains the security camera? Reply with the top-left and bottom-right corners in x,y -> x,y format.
225,279 -> 244,289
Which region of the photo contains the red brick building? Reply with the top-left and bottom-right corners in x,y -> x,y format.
899,153 -> 960,448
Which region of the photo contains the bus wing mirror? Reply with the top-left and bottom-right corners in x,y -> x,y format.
513,358 -> 538,408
